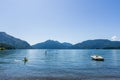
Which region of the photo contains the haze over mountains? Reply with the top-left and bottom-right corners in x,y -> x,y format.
0,32 -> 120,49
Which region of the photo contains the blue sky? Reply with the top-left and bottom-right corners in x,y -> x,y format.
0,0 -> 120,45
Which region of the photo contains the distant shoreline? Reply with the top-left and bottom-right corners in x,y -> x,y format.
1,75 -> 120,80
2,48 -> 120,50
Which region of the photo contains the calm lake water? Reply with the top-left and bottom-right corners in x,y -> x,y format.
0,49 -> 120,80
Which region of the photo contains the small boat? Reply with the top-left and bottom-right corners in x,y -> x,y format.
91,55 -> 104,61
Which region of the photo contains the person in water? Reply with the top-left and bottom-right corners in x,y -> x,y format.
23,57 -> 28,65
24,57 -> 28,62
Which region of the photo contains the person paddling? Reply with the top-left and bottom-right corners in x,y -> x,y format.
23,57 -> 28,65
24,57 -> 28,62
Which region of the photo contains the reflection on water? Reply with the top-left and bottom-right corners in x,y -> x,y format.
0,49 -> 120,77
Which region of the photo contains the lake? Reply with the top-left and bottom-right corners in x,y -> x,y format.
0,49 -> 120,80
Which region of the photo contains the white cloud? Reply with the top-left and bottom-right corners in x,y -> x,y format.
111,36 -> 118,41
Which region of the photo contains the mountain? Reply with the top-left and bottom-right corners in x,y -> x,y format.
72,39 -> 120,49
32,40 -> 73,49
33,39 -> 120,49
62,42 -> 73,48
1,32 -> 120,49
0,32 -> 31,49
0,43 -> 15,49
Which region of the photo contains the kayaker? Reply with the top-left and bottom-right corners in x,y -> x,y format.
24,57 -> 28,62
